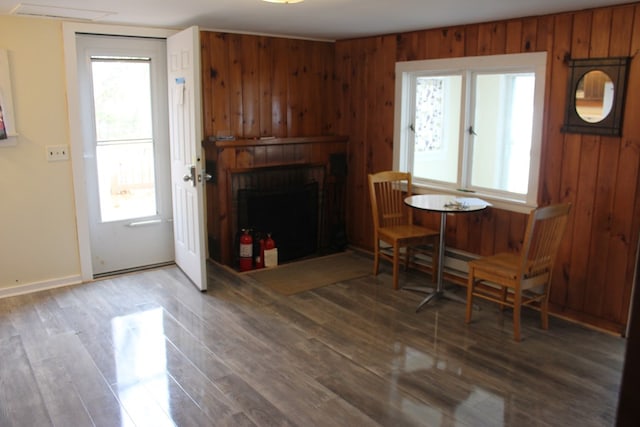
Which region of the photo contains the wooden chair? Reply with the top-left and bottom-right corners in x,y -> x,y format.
368,171 -> 440,290
465,203 -> 571,341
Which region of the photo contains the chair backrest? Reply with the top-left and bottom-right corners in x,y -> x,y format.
519,203 -> 571,278
368,171 -> 413,229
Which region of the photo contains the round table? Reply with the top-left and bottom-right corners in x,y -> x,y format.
404,194 -> 490,311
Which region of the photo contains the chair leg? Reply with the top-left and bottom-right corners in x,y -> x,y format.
392,242 -> 400,290
499,287 -> 508,311
541,287 -> 550,330
373,238 -> 380,276
404,246 -> 411,271
465,269 -> 475,324
513,290 -> 522,341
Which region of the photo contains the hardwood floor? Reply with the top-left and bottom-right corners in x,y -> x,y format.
0,253 -> 625,426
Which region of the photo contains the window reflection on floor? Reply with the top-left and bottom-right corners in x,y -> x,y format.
392,340 -> 505,426
112,308 -> 172,426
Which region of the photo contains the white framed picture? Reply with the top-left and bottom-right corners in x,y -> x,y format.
0,48 -> 17,146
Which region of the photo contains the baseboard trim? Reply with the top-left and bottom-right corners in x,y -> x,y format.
0,275 -> 83,299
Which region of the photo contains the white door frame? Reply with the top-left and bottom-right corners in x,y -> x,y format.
63,23 -> 176,282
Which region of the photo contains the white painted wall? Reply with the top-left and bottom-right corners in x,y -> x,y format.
0,16 -> 82,294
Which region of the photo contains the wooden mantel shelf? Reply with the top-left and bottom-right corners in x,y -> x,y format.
212,135 -> 348,149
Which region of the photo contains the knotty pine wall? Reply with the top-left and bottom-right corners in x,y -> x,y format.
200,32 -> 336,139
334,3 -> 640,334
200,3 -> 640,333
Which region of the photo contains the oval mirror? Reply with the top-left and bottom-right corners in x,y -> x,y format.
575,70 -> 614,123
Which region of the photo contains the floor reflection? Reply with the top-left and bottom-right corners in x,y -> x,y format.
390,312 -> 506,426
112,307 -> 173,426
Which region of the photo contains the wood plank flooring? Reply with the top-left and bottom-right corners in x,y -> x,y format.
0,253 -> 625,426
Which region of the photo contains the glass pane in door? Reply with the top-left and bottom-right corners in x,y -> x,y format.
91,58 -> 157,222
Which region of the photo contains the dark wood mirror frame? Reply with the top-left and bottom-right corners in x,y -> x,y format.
561,56 -> 630,136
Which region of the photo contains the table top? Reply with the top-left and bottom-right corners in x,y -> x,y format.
404,194 -> 491,213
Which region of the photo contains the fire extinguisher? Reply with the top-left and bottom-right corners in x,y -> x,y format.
255,233 -> 265,269
264,233 -> 277,267
264,233 -> 276,251
239,229 -> 253,272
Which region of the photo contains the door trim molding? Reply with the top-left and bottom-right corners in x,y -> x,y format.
63,22 -> 176,281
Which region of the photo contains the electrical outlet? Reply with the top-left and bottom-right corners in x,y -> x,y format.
46,145 -> 70,162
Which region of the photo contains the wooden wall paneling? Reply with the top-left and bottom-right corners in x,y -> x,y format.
464,24 -> 479,56
217,147 -> 236,263
505,20 -> 523,54
240,35 -> 260,138
545,14 -> 573,305
466,212 -> 485,255
396,31 -> 420,62
537,14 -> 559,206
308,42 -> 326,135
319,42 -> 336,135
582,8 -> 614,318
521,18 -> 538,52
423,29 -> 441,60
440,27 -> 466,58
584,138 -> 618,317
351,39 -> 371,248
258,36 -> 274,137
589,8 -> 613,57
476,22 -> 507,55
297,40 -> 314,135
272,37 -> 289,137
210,33 -> 232,139
200,33 -> 214,139
479,209 -> 496,256
508,211 -> 527,252
369,36 -> 394,174
228,34 -> 245,138
569,135 -> 600,312
493,209 -> 513,253
565,10 -> 597,316
285,40 -> 302,136
553,133 -> 581,306
609,5 -> 635,56
609,4 -> 640,325
571,11 -> 593,60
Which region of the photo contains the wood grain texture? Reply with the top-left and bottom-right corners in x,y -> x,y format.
199,4 -> 639,333
334,4 -> 640,334
0,262 -> 627,426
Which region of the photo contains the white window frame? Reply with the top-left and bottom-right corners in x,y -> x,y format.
393,52 -> 547,213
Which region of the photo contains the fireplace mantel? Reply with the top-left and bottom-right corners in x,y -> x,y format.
204,135 -> 348,267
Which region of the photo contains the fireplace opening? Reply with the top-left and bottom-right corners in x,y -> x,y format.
232,165 -> 325,268
238,182 -> 319,264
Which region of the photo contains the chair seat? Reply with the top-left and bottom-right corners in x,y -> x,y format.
378,224 -> 439,242
468,253 -> 520,283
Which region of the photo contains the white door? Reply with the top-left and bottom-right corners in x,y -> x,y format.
167,27 -> 207,290
77,34 -> 174,276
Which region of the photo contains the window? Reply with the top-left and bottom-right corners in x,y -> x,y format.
393,52 -> 547,212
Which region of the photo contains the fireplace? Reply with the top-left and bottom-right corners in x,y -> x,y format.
232,165 -> 325,265
204,136 -> 348,267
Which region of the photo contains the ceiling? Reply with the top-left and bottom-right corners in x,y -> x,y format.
0,0 -> 632,40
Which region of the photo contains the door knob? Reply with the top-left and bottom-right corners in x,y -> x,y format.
183,174 -> 193,182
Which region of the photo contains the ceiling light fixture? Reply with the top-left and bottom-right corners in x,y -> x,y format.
262,0 -> 304,4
